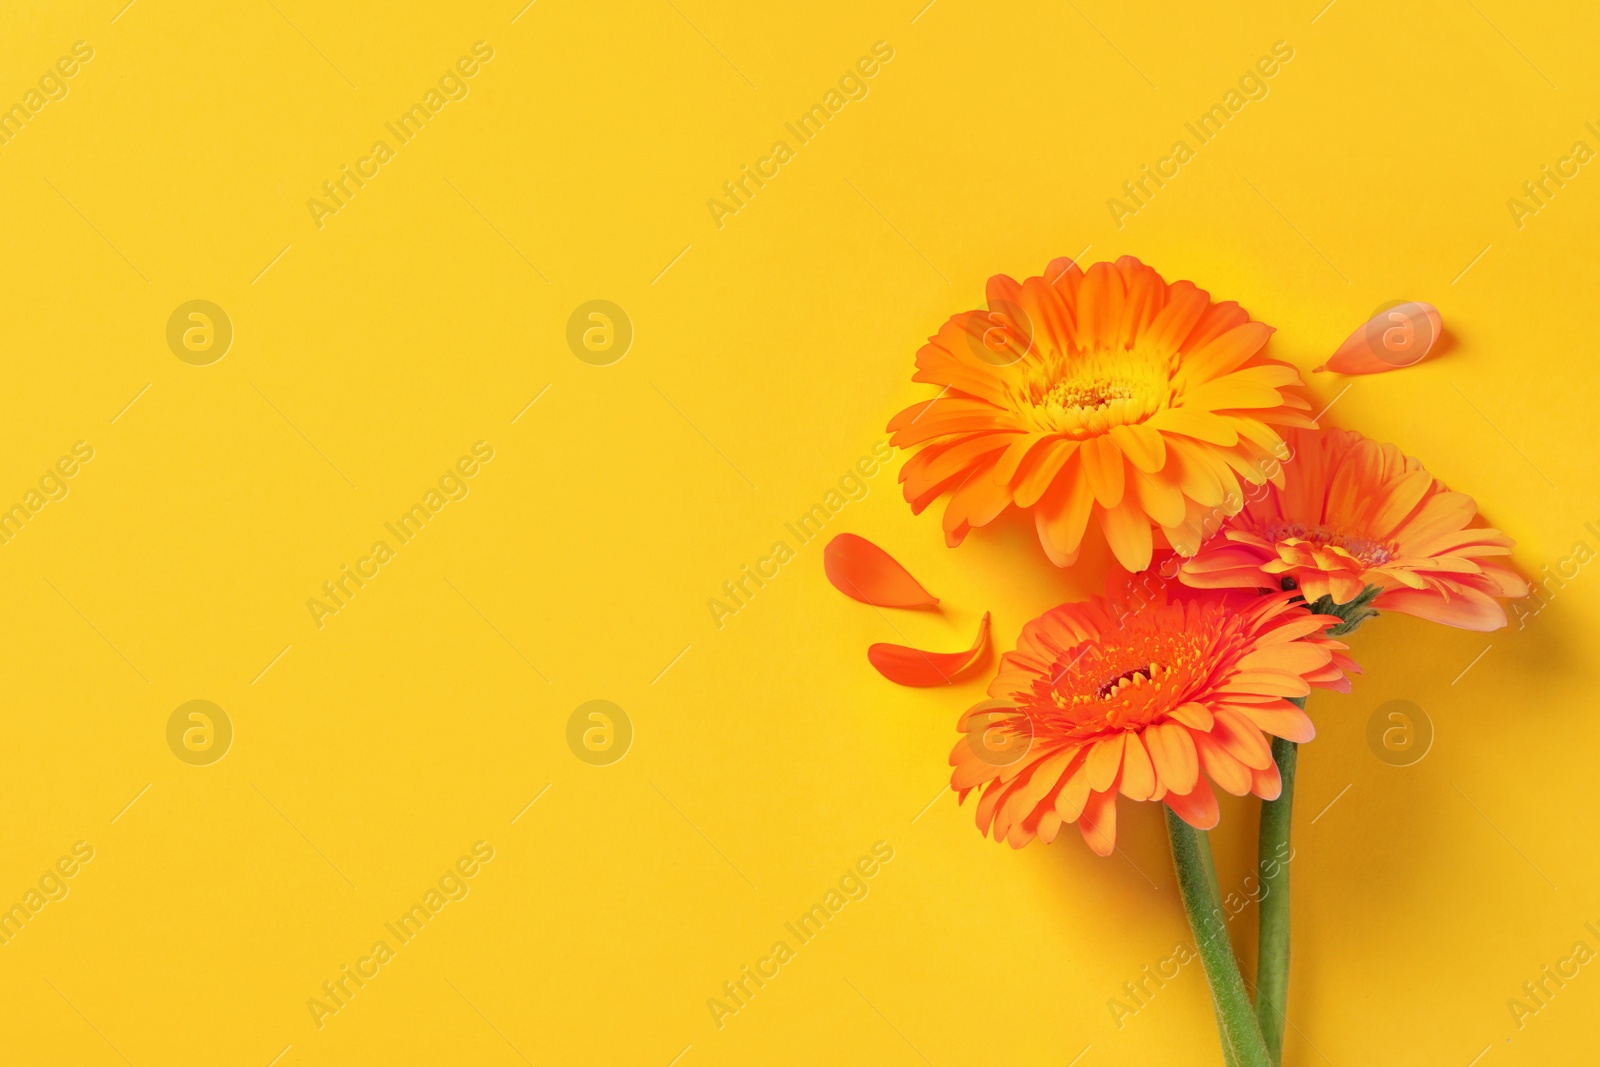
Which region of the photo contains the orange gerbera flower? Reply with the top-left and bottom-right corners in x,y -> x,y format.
951,585 -> 1354,853
888,256 -> 1317,572
1178,428 -> 1529,631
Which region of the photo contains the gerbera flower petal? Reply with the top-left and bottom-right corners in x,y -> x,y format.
974,777 -> 1007,835
1165,438 -> 1230,506
886,396 -> 1005,431
1086,733 -> 1126,791
1013,440 -> 1077,507
1131,468 -> 1188,529
990,433 -> 1048,485
1194,733 -> 1252,795
1368,468 -> 1434,535
1180,376 -> 1290,414
943,465 -> 1012,546
901,434 -> 1007,503
823,533 -> 939,608
1117,257 -> 1165,340
1233,699 -> 1316,743
1169,702 -> 1214,730
1393,491 -> 1479,545
1119,733 -> 1158,800
1100,496 -> 1155,571
1146,407 -> 1240,446
869,612 -> 992,687
1055,758 -> 1093,822
1145,280 -> 1208,349
1315,302 -> 1441,375
1174,322 -> 1274,389
1211,709 -> 1274,770
1236,641 -> 1332,674
1036,460 -> 1095,566
1217,671 -> 1312,698
1078,789 -> 1118,856
1165,778 -> 1220,830
1037,808 -> 1064,845
1188,301 -> 1250,350
1375,586 -> 1510,631
1146,722 -> 1200,793
1081,437 -> 1126,508
1109,422 -> 1166,473
1018,747 -> 1077,808
1078,262 -> 1124,344
1250,757 -> 1283,801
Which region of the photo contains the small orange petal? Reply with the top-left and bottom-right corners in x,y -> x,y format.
1234,700 -> 1316,743
1165,779 -> 1220,830
1108,423 -> 1165,474
1250,758 -> 1282,801
824,534 -> 938,608
868,612 -> 990,687
1146,722 -> 1200,794
1035,456 -> 1095,566
1081,437 -> 1126,508
1194,733 -> 1252,795
1169,702 -> 1214,730
1316,302 -> 1441,375
1086,733 -> 1126,792
1119,733 -> 1156,800
1078,789 -> 1118,856
1100,496 -> 1154,572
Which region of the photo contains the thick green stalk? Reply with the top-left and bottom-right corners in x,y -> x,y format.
1254,698 -> 1305,1066
1195,829 -> 1241,1067
1253,585 -> 1372,1060
1166,808 -> 1271,1067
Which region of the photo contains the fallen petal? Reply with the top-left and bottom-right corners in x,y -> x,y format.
868,612 -> 991,686
1315,301 -> 1441,375
824,533 -> 939,607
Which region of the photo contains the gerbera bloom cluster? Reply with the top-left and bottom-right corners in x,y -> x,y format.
861,256 -> 1528,1065
1178,427 -> 1528,631
873,256 -> 1529,853
887,256 -> 1317,572
951,585 -> 1354,852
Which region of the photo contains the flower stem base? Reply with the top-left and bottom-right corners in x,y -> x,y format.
1255,731 -> 1298,1067
1166,808 -> 1271,1067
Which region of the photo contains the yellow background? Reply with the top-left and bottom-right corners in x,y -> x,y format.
1,0 -> 1596,1063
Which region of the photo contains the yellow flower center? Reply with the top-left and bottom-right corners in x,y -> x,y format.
1010,345 -> 1172,437
1041,376 -> 1135,411
1265,522 -> 1397,566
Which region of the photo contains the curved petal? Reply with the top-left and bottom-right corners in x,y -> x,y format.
1145,722 -> 1199,794
868,612 -> 991,687
1164,778 -> 1220,830
1077,789 -> 1118,856
1101,496 -> 1155,572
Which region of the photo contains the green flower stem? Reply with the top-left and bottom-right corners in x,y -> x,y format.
1166,807 -> 1271,1067
1254,697 -> 1305,1067
1196,830 -> 1241,1067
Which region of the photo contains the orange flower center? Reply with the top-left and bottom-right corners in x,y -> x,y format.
1022,609 -> 1218,735
1264,521 -> 1396,566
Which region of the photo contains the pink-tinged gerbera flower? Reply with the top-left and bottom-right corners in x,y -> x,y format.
887,257 -> 1317,572
1178,428 -> 1528,631
951,585 -> 1355,853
